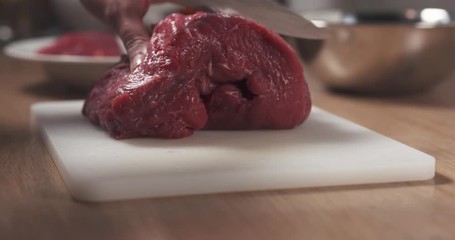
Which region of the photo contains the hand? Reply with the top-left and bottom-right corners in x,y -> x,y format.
80,0 -> 155,70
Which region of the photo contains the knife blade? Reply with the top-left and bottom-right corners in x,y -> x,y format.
170,0 -> 327,39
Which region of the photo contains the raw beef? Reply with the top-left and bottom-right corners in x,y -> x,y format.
38,31 -> 121,57
83,12 -> 311,139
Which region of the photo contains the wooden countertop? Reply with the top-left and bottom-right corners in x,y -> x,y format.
1,53 -> 455,239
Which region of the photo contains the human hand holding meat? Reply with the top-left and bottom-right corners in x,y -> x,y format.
80,0 -> 157,70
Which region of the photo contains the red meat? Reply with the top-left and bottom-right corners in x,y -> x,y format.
38,31 -> 121,57
83,12 -> 311,139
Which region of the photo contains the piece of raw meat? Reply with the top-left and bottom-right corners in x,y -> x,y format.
83,12 -> 311,139
38,31 -> 121,57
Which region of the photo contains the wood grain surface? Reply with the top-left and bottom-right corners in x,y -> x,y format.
1,53 -> 455,240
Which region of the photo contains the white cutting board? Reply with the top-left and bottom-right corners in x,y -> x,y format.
31,101 -> 435,202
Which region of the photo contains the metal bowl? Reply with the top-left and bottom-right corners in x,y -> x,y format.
296,9 -> 455,95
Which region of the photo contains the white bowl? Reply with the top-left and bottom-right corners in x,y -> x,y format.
3,36 -> 120,88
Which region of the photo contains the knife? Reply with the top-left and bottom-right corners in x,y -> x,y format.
170,0 -> 327,39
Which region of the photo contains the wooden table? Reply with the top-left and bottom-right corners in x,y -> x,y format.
1,53 -> 455,240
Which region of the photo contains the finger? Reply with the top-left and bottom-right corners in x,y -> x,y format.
117,18 -> 150,70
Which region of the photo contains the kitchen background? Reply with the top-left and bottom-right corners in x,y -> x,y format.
290,0 -> 455,11
1,0 -> 455,47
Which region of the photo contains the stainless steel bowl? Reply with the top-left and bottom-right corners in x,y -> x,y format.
297,9 -> 455,95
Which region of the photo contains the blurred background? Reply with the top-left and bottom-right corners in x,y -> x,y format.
290,0 -> 455,12
1,0 -> 454,94
1,0 -> 454,46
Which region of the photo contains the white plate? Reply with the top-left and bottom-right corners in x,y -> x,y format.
3,36 -> 122,87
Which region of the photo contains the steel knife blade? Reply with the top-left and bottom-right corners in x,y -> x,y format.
170,0 -> 327,39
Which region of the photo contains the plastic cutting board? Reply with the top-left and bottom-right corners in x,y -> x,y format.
31,100 -> 435,202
